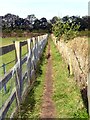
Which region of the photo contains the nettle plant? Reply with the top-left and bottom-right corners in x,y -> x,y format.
52,20 -> 80,42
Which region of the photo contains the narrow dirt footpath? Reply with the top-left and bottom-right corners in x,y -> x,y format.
40,40 -> 55,118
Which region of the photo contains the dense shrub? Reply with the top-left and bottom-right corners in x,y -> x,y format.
52,19 -> 80,42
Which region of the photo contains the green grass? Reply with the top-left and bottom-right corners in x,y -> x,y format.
14,43 -> 48,118
0,37 -> 28,47
50,36 -> 88,118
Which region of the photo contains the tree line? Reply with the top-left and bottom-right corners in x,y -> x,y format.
0,13 -> 89,37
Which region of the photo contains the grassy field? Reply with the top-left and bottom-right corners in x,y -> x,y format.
49,37 -> 88,118
0,37 -> 29,47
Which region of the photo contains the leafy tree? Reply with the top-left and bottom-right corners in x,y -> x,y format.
51,16 -> 59,24
47,23 -> 52,33
62,15 -> 88,31
52,19 -> 64,40
52,19 -> 80,42
63,22 -> 80,41
33,19 -> 40,30
40,17 -> 48,29
27,14 -> 36,24
62,15 -> 70,23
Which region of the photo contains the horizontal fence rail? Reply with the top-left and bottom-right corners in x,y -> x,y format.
0,34 -> 48,119
0,41 -> 27,56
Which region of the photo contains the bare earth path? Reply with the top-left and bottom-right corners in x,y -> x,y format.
40,40 -> 55,118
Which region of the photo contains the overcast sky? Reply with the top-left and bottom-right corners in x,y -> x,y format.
0,0 -> 89,19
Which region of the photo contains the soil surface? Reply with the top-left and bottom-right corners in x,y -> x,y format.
40,41 -> 55,118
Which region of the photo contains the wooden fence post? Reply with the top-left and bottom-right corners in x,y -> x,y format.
29,38 -> 35,83
34,37 -> 37,66
32,37 -> 36,70
36,37 -> 39,61
15,41 -> 22,106
27,39 -> 31,85
38,36 -> 40,59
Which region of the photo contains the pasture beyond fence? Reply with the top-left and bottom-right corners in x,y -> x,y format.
0,34 -> 48,119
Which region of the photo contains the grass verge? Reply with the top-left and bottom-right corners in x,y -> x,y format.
50,36 -> 88,118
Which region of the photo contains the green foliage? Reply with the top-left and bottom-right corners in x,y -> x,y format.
63,22 -> 80,41
52,19 -> 80,42
52,20 -> 64,40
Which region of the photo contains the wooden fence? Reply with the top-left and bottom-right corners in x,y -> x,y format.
0,34 -> 48,119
